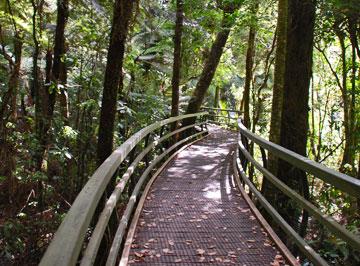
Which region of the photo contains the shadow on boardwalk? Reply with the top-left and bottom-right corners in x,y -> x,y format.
123,126 -> 287,265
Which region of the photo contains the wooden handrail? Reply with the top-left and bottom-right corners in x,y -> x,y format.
40,112 -> 207,266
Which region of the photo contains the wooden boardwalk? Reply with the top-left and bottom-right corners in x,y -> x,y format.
121,127 -> 290,265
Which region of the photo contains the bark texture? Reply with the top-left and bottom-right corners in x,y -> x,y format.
170,0 -> 184,121
35,0 -> 69,171
267,0 -> 287,173
184,12 -> 235,126
97,0 -> 135,165
261,0 -> 287,200
242,2 -> 259,129
277,0 -> 316,237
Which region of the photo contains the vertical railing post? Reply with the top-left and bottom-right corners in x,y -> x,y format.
144,133 -> 151,167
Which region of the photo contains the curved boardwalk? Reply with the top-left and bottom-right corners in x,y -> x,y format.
123,127 -> 288,265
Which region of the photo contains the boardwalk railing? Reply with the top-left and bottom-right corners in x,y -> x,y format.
234,119 -> 360,266
201,106 -> 241,127
40,112 -> 208,266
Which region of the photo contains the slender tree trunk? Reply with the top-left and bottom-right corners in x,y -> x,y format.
184,11 -> 237,126
242,2 -> 258,129
340,16 -> 357,172
95,2 -> 136,262
337,34 -> 356,172
261,0 -> 288,197
97,0 -> 135,165
0,30 -> 22,203
171,0 -> 183,140
277,0 -> 316,240
53,0 -> 69,121
31,0 -> 47,210
214,86 -> 220,108
34,0 -> 69,172
171,0 -> 183,122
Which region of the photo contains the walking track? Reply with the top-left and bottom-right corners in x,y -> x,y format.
122,127 -> 291,265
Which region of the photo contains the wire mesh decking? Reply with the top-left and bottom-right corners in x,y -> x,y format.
122,127 -> 295,265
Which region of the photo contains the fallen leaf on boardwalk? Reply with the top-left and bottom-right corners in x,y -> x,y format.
228,251 -> 235,255
247,239 -> 255,243
208,245 -> 216,249
168,240 -> 175,246
163,248 -> 170,253
270,262 -> 280,266
175,258 -> 182,262
196,248 -> 206,255
208,251 -> 217,256
215,257 -> 223,262
177,212 -> 184,216
275,255 -> 283,259
201,215 -> 208,219
134,252 -> 143,258
148,238 -> 156,243
198,256 -> 205,262
156,253 -> 161,258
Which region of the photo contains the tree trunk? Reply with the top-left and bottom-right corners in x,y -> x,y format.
242,2 -> 258,129
97,0 -> 135,165
34,0 -> 69,171
340,16 -> 358,172
171,0 -> 184,138
184,11 -> 235,126
95,2 -> 136,263
171,0 -> 183,121
53,0 -> 69,122
261,0 -> 288,197
0,30 -> 22,203
214,86 -> 220,108
277,0 -> 316,240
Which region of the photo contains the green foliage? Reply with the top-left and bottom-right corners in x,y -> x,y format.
0,0 -> 359,264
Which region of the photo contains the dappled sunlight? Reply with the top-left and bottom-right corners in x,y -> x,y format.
127,126 -> 281,265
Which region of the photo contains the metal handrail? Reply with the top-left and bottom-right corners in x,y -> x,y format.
234,151 -> 328,266
235,119 -> 360,265
40,112 -> 208,266
201,106 -> 241,127
201,106 -> 242,113
238,121 -> 360,197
